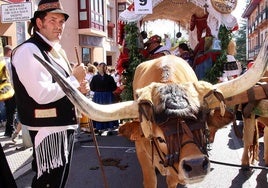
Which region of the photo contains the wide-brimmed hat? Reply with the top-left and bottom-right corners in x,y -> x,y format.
31,0 -> 69,24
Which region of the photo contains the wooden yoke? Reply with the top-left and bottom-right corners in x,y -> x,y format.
225,82 -> 268,106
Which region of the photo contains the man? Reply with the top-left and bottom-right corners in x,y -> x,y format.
11,0 -> 88,187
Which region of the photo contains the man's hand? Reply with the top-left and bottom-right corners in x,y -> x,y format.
72,63 -> 86,83
79,80 -> 90,95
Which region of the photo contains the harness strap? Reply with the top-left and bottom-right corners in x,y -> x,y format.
151,139 -> 154,166
203,89 -> 225,105
258,82 -> 268,97
181,120 -> 194,139
151,138 -> 178,174
243,87 -> 256,118
203,89 -> 226,116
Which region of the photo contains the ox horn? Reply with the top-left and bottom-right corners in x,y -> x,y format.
33,54 -> 139,122
214,35 -> 268,99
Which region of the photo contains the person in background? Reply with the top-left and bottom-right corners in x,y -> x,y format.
0,42 -> 17,188
110,68 -> 125,103
177,42 -> 194,67
3,45 -> 16,138
11,0 -> 88,187
3,45 -> 23,141
90,62 -> 118,135
85,64 -> 97,99
218,40 -> 242,82
144,34 -> 171,59
93,61 -> 98,68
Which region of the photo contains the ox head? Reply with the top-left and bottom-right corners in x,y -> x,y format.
34,35 -> 268,185
136,82 -> 210,183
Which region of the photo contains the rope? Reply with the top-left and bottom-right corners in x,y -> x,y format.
210,160 -> 268,170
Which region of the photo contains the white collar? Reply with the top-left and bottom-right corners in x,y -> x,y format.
36,32 -> 62,51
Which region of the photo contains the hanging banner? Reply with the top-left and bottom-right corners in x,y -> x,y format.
134,0 -> 152,14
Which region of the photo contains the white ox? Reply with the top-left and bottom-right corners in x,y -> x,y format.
34,36 -> 268,188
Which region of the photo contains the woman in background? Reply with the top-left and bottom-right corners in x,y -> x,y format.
90,62 -> 118,135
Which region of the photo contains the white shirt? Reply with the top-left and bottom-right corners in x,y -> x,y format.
12,32 -> 79,130
154,37 -> 171,54
12,32 -> 79,105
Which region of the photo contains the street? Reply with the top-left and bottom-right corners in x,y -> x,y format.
16,123 -> 268,188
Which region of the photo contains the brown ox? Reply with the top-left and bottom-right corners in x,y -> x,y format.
33,37 -> 267,188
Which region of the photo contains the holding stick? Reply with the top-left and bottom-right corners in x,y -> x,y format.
75,46 -> 81,65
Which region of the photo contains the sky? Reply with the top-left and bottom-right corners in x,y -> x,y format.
145,1 -> 247,39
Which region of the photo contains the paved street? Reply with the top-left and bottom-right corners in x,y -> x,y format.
6,123 -> 268,188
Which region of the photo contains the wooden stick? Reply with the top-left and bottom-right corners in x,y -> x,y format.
75,46 -> 80,65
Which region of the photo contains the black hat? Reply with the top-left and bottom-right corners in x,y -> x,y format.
31,0 -> 69,24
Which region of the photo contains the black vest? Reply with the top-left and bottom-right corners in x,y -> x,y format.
11,34 -> 77,127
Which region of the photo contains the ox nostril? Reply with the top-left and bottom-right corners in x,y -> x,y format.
182,157 -> 210,178
183,162 -> 192,172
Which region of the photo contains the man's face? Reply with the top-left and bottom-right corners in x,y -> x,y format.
36,12 -> 66,42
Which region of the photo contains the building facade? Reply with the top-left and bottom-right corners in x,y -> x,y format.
242,0 -> 268,60
0,0 -> 133,67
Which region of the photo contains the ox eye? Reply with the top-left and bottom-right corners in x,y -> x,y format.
157,137 -> 165,143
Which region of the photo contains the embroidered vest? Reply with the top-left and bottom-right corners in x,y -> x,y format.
11,34 -> 77,127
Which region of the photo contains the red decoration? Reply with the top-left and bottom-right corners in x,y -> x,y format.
190,13 -> 212,41
117,21 -> 125,45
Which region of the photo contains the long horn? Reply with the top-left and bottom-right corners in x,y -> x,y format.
214,35 -> 268,98
33,54 -> 139,122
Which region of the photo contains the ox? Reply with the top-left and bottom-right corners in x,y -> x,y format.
240,90 -> 268,167
239,68 -> 268,167
33,37 -> 267,188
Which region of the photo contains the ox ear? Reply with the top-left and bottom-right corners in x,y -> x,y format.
135,82 -> 163,103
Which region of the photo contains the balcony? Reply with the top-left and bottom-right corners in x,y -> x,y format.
253,7 -> 268,28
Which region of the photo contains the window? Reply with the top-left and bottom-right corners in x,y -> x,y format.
106,55 -> 112,66
1,37 -> 8,47
118,3 -> 126,17
107,6 -> 112,22
107,6 -> 114,38
78,0 -> 89,28
78,0 -> 104,31
82,47 -> 91,64
91,0 -> 104,31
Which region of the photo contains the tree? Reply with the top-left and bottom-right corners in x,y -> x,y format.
234,19 -> 247,67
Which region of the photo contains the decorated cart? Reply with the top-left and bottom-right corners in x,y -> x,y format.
116,0 -> 241,100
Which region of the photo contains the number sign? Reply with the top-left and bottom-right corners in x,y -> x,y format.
134,0 -> 152,14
